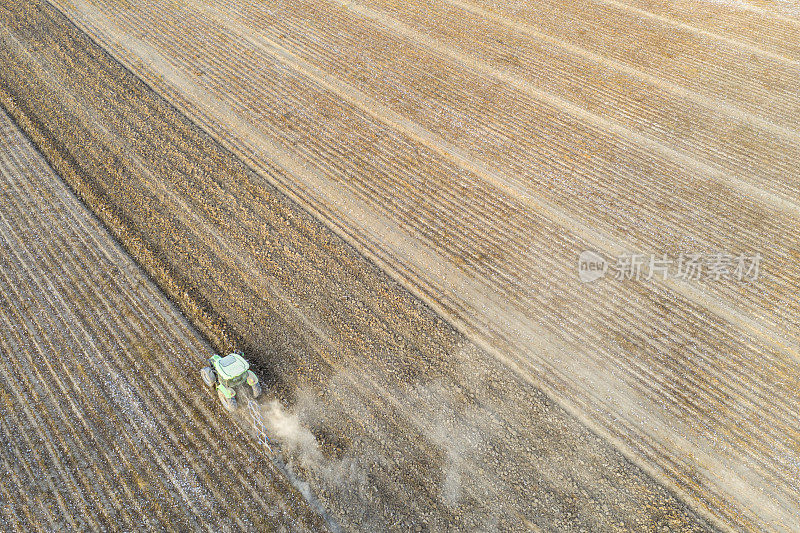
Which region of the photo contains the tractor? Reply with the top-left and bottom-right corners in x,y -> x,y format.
201,352 -> 262,412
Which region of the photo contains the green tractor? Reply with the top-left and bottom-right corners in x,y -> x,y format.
201,352 -> 262,412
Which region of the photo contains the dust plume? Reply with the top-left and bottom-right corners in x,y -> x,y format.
260,396 -> 367,499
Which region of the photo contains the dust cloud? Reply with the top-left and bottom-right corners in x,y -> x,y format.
261,396 -> 368,501
257,362 -> 509,530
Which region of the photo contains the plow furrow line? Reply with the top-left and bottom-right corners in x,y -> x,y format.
0,136 -> 271,529
0,296 -> 152,529
6,0 -> 798,527
0,380 -> 63,531
72,0 -> 800,336
0,172 -> 248,531
0,26 -> 323,521
0,215 -> 180,529
269,0 -> 800,131
0,397 -> 55,532
0,228 -> 122,529
370,0 -> 800,130
206,0 -> 800,261
42,12 -> 800,524
0,245 -> 200,530
133,0 -> 800,207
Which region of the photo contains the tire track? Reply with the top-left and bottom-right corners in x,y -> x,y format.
612,0 -> 800,56
447,0 -> 797,140
324,0 -> 799,214
431,0 -> 800,127
70,17 -> 800,524
592,0 -> 800,63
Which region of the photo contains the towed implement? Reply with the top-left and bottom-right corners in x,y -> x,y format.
201,352 -> 262,411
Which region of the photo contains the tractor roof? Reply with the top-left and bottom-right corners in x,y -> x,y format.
216,353 -> 249,379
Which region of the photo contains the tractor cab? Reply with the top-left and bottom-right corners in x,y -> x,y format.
201,352 -> 262,412
214,353 -> 249,387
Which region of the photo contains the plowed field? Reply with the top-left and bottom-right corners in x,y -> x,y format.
1,0 -> 797,530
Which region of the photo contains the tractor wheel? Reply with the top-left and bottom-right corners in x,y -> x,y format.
250,382 -> 262,399
218,388 -> 237,412
201,367 -> 216,388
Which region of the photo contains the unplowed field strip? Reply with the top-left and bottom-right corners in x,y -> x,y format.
0,108 -> 325,531
30,0 -> 800,528
0,0 -> 719,530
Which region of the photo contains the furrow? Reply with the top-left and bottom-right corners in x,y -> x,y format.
0,213 -> 179,529
0,226 -> 117,529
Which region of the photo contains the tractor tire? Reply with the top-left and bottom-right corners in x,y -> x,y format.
218,388 -> 237,412
250,382 -> 262,399
201,367 -> 216,388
